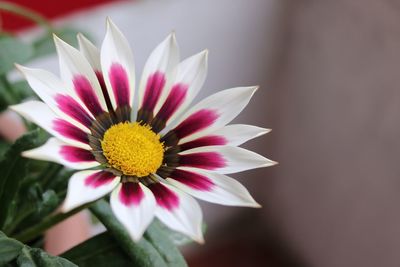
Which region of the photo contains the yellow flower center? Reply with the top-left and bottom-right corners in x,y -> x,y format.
101,122 -> 164,177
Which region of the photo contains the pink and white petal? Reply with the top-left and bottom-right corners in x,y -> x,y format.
138,33 -> 179,114
78,33 -> 101,71
179,124 -> 270,150
22,138 -> 99,170
148,181 -> 204,243
153,50 -> 208,127
62,170 -> 119,211
166,167 -> 260,207
11,101 -> 90,149
166,86 -> 258,144
15,65 -> 93,131
178,145 -> 276,174
54,35 -> 107,116
110,182 -> 156,241
101,18 -> 135,109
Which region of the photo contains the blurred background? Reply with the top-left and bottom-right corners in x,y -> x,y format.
2,0 -> 400,266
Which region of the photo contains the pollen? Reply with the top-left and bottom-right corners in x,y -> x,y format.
101,122 -> 164,177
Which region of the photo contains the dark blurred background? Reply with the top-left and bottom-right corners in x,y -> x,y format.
3,0 -> 400,266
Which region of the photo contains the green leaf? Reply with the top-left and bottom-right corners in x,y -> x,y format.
0,130 -> 41,229
61,232 -> 132,266
0,36 -> 34,74
0,231 -> 23,265
90,200 -> 170,267
152,219 -> 207,247
16,247 -> 76,267
0,231 -> 76,266
11,80 -> 36,102
144,221 -> 187,267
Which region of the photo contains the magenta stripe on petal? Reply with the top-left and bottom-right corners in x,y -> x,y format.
109,63 -> 130,107
170,169 -> 214,191
142,71 -> 166,112
52,119 -> 89,144
119,182 -> 144,206
95,71 -> 107,95
180,135 -> 227,151
179,152 -> 226,170
173,109 -> 219,140
95,71 -> 113,111
84,171 -> 115,188
59,145 -> 95,162
73,75 -> 104,116
156,83 -> 188,122
149,183 -> 179,211
55,94 -> 93,127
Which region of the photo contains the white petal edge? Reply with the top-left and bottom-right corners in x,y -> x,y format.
15,64 -> 91,132
54,35 -> 108,113
62,170 -> 119,212
154,50 -> 208,124
180,124 -> 271,147
171,86 -> 259,143
101,17 -> 135,109
166,167 -> 261,207
78,33 -> 101,71
154,182 -> 204,243
110,183 -> 156,242
179,145 -> 277,174
10,101 -> 90,149
138,32 -> 179,110
22,137 -> 99,170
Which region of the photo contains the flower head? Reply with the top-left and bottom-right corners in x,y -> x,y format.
11,18 -> 276,243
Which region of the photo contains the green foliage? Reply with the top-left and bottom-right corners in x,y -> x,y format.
0,231 -> 76,266
90,200 -> 188,267
0,232 -> 23,265
0,35 -> 34,75
0,130 -> 41,229
61,232 -> 132,266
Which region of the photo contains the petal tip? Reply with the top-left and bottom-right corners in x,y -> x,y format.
14,63 -> 29,74
60,201 -> 74,213
267,160 -> 278,167
251,202 -> 262,208
21,150 -> 31,158
259,128 -> 272,136
193,234 -> 205,244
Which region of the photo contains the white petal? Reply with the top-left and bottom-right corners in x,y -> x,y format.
110,182 -> 156,242
150,181 -> 204,243
168,86 -> 258,143
101,18 -> 135,109
210,124 -> 270,146
10,101 -> 90,149
154,50 -> 208,126
15,65 -> 91,131
54,35 -> 107,115
138,33 -> 179,113
22,137 -> 99,170
178,124 -> 270,150
179,145 -> 276,174
78,33 -> 101,71
62,170 -> 119,211
166,167 -> 260,207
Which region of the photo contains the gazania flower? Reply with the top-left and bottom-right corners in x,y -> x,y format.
11,18 -> 276,243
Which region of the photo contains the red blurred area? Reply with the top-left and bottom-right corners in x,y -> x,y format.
0,0 -> 118,32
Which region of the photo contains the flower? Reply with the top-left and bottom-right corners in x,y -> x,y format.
11,18 -> 276,243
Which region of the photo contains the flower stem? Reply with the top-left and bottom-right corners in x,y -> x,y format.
12,202 -> 93,243
0,1 -> 53,32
